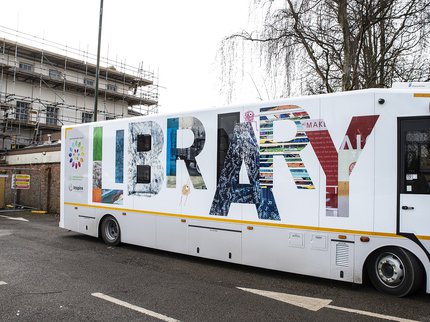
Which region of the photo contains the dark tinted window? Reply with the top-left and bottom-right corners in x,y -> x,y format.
137,165 -> 151,184
403,130 -> 430,194
217,112 -> 240,182
137,134 -> 151,152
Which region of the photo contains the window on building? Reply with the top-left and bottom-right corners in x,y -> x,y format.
106,84 -> 117,92
84,78 -> 94,87
46,106 -> 59,125
19,62 -> 33,71
106,116 -> 115,121
82,112 -> 93,123
49,69 -> 64,79
15,101 -> 30,121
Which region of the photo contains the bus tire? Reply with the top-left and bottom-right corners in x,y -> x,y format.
100,215 -> 121,246
367,246 -> 423,297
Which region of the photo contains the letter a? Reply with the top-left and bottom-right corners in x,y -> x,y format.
210,122 -> 280,220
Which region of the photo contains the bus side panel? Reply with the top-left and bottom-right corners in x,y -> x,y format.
422,240 -> 430,293
61,125 -> 91,231
178,108 -> 240,221
118,212 -> 157,248
264,98 -> 322,228
187,219 -> 242,263
242,226 -> 355,282
318,92 -> 376,232
60,126 -> 65,228
374,93 -> 408,235
374,92 -> 429,233
156,215 -> 188,254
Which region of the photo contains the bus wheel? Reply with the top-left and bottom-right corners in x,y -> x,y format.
367,247 -> 423,297
100,216 -> 121,246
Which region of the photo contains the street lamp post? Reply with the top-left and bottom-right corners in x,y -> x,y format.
93,0 -> 104,122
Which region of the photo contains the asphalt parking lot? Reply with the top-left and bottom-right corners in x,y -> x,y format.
1,211 -> 429,321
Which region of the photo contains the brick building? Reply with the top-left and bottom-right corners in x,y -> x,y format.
0,144 -> 60,213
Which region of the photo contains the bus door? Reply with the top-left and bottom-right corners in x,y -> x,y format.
398,117 -> 430,237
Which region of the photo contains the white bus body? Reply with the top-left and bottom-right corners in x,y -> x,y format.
60,87 -> 430,296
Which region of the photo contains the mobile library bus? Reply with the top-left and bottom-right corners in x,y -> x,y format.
61,84 -> 430,296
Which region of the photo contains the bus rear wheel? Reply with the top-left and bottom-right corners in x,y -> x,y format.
367,246 -> 423,297
100,216 -> 121,246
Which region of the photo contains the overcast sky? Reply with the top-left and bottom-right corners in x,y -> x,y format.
1,0 -> 257,114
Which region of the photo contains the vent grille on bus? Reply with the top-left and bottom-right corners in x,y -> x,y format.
335,243 -> 349,267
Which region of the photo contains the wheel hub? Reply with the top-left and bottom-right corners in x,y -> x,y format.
376,253 -> 404,287
105,220 -> 118,241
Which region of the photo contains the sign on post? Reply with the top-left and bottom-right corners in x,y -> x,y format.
11,174 -> 31,190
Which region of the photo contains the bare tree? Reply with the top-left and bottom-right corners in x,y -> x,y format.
219,0 -> 430,101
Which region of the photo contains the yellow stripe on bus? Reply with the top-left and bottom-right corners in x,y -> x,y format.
413,93 -> 430,98
62,201 -> 430,240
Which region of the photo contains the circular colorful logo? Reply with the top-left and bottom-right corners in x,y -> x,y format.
69,141 -> 84,169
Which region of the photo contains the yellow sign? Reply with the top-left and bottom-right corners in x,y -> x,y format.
12,174 -> 31,189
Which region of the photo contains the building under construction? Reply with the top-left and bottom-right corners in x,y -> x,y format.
0,32 -> 159,150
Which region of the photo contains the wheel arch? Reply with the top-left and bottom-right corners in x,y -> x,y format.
361,244 -> 428,294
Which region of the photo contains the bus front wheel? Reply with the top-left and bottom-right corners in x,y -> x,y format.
100,216 -> 121,246
367,246 -> 423,297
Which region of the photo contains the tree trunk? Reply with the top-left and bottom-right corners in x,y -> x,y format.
337,0 -> 352,91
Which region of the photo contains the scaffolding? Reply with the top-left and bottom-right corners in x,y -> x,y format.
0,26 -> 159,149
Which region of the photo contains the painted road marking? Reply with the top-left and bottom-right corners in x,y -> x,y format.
0,229 -> 12,237
238,287 -> 418,322
326,304 -> 418,322
0,215 -> 29,222
238,287 -> 330,311
91,293 -> 180,322
0,281 -> 7,285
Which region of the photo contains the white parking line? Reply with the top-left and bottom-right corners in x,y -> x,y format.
326,304 -> 418,322
91,292 -> 180,322
0,281 -> 7,286
238,287 -> 418,322
0,229 -> 12,237
0,215 -> 29,222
